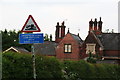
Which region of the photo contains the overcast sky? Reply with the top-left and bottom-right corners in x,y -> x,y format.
0,0 -> 119,40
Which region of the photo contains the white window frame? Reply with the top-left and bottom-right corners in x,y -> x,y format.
64,44 -> 72,53
86,43 -> 96,54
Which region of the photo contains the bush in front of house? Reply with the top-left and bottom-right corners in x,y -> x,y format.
2,52 -> 120,80
35,54 -> 63,79
62,60 -> 97,80
62,60 -> 119,80
2,52 -> 63,79
2,52 -> 33,79
87,52 -> 97,63
87,57 -> 96,63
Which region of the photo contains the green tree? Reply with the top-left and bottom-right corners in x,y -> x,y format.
44,34 -> 53,41
2,29 -> 31,51
50,34 -> 52,41
35,54 -> 63,79
2,52 -> 33,79
44,34 -> 49,41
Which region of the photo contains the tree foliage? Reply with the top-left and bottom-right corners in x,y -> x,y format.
62,60 -> 119,80
2,52 -> 33,79
1,29 -> 53,52
1,29 -> 31,51
35,54 -> 63,79
44,34 -> 53,41
2,52 -> 63,79
2,52 -> 120,79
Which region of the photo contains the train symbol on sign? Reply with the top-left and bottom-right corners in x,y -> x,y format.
25,24 -> 37,30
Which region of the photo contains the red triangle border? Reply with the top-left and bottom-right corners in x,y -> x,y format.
21,15 -> 41,32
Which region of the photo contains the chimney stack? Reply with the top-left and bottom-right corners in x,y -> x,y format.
55,21 -> 66,43
89,19 -> 93,31
94,18 -> 97,30
89,17 -> 103,35
98,17 -> 103,31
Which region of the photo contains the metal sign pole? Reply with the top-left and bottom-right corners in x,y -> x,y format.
20,15 -> 43,80
32,44 -> 36,80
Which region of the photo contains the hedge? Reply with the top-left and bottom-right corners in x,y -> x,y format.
2,52 -> 33,79
2,52 -> 63,79
62,60 -> 119,80
2,52 -> 120,80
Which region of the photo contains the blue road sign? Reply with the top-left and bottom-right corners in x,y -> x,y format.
19,33 -> 44,44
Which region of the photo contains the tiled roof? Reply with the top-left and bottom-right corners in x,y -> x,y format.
97,33 -> 120,50
3,46 -> 31,54
34,41 -> 57,56
70,33 -> 83,45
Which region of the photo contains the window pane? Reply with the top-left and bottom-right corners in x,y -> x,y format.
89,45 -> 94,52
64,45 -> 68,52
64,44 -> 72,53
68,45 -> 71,52
86,44 -> 96,54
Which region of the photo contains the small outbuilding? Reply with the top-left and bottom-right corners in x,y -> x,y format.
3,46 -> 31,54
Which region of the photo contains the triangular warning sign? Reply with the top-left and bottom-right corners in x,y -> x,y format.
21,15 -> 41,32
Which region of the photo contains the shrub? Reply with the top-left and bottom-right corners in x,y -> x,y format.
62,60 -> 119,80
87,57 -> 96,63
35,55 -> 63,79
2,52 -> 33,79
2,52 -> 119,80
2,52 -> 63,79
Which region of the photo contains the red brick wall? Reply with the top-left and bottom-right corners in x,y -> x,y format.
55,38 -> 62,43
81,33 -> 102,57
103,50 -> 120,56
56,33 -> 81,60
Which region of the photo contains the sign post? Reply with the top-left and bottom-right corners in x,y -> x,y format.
31,45 -> 36,79
19,33 -> 44,80
20,15 -> 43,80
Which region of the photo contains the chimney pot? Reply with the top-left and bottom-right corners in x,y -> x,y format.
62,21 -> 64,26
57,22 -> 59,26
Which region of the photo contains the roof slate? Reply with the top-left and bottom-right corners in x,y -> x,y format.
3,46 -> 31,54
34,41 -> 57,55
33,33 -> 83,56
97,33 -> 120,50
70,33 -> 83,45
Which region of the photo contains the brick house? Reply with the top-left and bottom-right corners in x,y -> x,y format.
3,46 -> 31,54
55,22 -> 83,60
56,29 -> 83,60
82,17 -> 120,63
34,18 -> 120,63
34,21 -> 83,60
